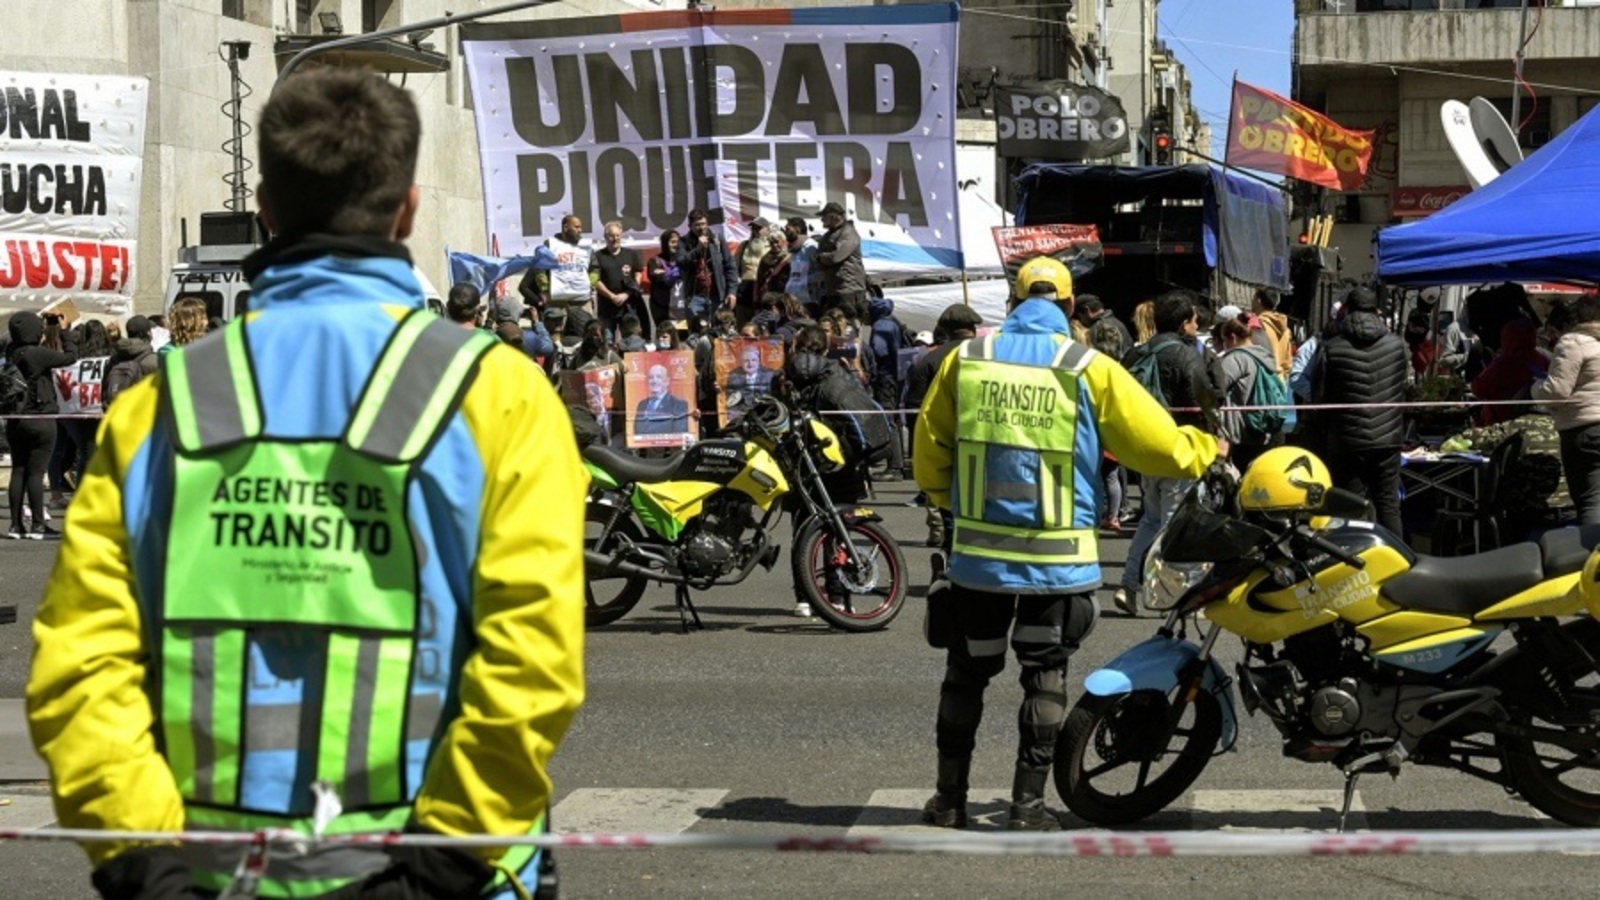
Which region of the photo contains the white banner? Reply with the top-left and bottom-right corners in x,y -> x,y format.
460,3 -> 962,279
51,355 -> 108,415
0,71 -> 149,312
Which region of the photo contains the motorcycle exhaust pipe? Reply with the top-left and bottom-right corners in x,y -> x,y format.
585,549 -> 678,584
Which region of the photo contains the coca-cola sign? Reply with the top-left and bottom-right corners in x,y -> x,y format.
1391,185 -> 1469,217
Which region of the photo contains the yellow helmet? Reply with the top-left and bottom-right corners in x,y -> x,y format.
1013,256 -> 1073,302
1239,446 -> 1332,513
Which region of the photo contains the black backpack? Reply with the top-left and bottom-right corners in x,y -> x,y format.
0,357 -> 29,415
796,355 -> 894,466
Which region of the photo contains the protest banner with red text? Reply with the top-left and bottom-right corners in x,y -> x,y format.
1225,80 -> 1372,192
991,224 -> 1102,287
0,72 -> 149,312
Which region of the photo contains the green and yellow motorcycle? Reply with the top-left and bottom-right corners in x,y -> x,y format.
581,396 -> 906,632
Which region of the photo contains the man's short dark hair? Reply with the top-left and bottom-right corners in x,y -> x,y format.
687,209 -> 709,224
1153,290 -> 1196,334
445,283 -> 481,324
257,69 -> 420,237
1253,288 -> 1280,311
125,315 -> 152,340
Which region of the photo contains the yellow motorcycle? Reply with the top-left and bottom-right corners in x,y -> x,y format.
1057,446 -> 1600,828
582,396 -> 907,632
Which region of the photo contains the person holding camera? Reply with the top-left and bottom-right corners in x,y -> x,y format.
5,311 -> 76,539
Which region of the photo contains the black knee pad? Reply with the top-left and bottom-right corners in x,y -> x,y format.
1063,592 -> 1098,649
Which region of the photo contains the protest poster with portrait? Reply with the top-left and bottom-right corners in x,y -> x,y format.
713,337 -> 784,426
559,366 -> 622,446
623,349 -> 697,448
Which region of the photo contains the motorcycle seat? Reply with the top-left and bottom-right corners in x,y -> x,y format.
1538,525 -> 1600,578
1380,543 -> 1546,616
583,444 -> 685,484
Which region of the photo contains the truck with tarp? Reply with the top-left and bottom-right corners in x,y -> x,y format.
1012,163 -> 1294,319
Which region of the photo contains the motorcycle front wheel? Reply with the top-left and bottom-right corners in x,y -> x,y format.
791,518 -> 907,632
1500,619 -> 1600,826
1055,688 -> 1222,826
584,505 -> 650,628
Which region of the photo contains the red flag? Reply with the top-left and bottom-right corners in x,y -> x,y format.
1225,80 -> 1374,191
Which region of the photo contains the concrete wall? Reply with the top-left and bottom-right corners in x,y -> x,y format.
1,0 -> 665,313
1299,6 -> 1600,68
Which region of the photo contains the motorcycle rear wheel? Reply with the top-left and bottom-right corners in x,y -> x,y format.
791,518 -> 907,632
1500,620 -> 1600,825
584,505 -> 650,628
1056,688 -> 1222,826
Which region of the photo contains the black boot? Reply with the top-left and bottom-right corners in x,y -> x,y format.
921,756 -> 970,828
1006,765 -> 1060,832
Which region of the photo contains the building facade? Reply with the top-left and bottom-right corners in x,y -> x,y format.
1294,0 -> 1600,280
2,0 -> 1218,314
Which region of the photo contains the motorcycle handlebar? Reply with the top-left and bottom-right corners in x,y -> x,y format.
1294,524 -> 1366,570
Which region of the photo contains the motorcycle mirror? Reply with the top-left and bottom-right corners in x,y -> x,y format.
1320,487 -> 1375,522
726,390 -> 744,409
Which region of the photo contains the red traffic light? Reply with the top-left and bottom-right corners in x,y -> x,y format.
1153,132 -> 1174,150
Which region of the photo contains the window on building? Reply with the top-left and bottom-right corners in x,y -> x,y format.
296,0 -> 315,34
1487,97 -> 1553,150
223,0 -> 244,20
363,0 -> 397,33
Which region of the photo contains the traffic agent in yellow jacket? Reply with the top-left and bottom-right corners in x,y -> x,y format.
26,240 -> 587,898
915,268 -> 1220,594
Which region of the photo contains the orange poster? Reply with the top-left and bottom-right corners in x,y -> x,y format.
623,349 -> 698,449
714,337 -> 784,426
1225,79 -> 1373,191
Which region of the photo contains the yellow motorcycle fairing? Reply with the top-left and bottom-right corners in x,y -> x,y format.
1207,544 -> 1411,645
635,441 -> 789,522
1477,572 -> 1585,620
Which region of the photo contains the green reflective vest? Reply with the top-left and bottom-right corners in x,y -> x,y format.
156,312 -> 499,896
950,335 -> 1099,575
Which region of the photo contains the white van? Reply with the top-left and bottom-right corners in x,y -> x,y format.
164,245 -> 445,321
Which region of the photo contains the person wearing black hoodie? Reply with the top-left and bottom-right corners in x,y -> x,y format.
102,315 -> 159,407
6,310 -> 76,538
1309,286 -> 1409,535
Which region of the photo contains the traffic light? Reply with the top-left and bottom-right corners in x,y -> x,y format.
1153,129 -> 1175,165
1147,105 -> 1174,166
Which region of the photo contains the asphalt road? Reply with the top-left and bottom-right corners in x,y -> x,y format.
2,479 -> 1599,898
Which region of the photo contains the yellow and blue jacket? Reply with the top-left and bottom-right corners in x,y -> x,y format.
26,246 -> 587,881
914,298 -> 1218,594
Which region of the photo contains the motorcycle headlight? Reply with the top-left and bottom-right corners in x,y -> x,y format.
1143,555 -> 1214,612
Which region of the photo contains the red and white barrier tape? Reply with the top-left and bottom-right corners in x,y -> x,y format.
4,825 -> 1600,857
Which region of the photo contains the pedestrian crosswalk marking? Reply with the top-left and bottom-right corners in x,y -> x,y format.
849,789 -> 1019,836
0,794 -> 56,831
1190,789 -> 1367,832
552,788 -> 728,835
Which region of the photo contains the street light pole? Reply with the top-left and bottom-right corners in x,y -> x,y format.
276,0 -> 557,85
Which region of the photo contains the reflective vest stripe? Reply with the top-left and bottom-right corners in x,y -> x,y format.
952,521 -> 1098,564
207,630 -> 246,805
364,637 -> 415,806
960,446 -> 985,520
343,313 -> 434,456
347,312 -> 497,463
164,324 -> 262,452
315,634 -> 360,799
961,335 -> 994,361
160,633 -> 196,799
164,628 -> 245,805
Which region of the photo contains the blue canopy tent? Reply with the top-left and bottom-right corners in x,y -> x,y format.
1376,103 -> 1600,286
